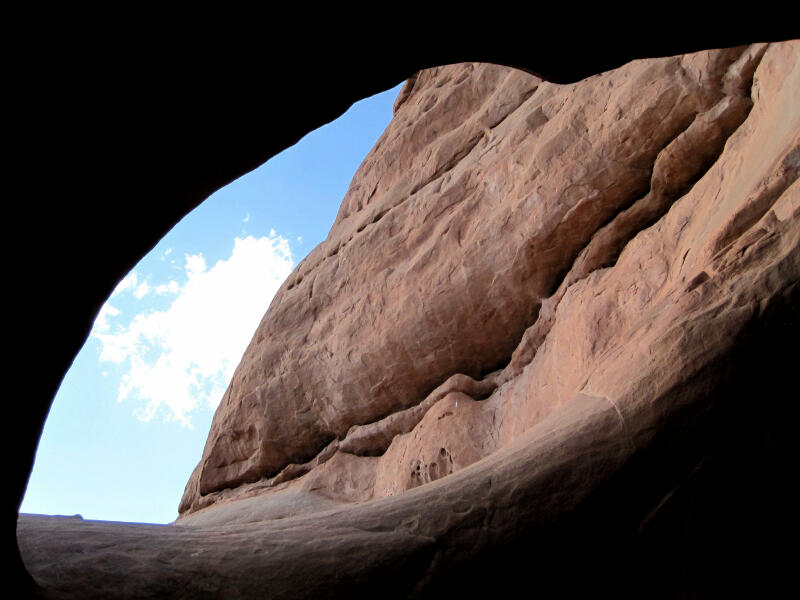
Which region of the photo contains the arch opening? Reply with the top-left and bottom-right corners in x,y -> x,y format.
19,82 -> 404,525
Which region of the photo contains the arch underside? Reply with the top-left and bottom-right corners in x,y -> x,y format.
12,27 -> 799,598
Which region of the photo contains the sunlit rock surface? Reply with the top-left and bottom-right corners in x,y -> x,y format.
180,42 -> 798,514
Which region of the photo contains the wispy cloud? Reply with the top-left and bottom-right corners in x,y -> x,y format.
155,281 -> 180,295
133,281 -> 150,299
91,233 -> 294,427
111,272 -> 138,297
93,303 -> 121,333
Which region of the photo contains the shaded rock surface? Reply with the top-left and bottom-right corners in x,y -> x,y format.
180,41 -> 798,517
19,41 -> 799,599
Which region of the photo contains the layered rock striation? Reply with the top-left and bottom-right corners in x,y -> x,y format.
179,42 -> 798,517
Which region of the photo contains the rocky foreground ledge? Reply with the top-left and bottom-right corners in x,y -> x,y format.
19,41 -> 799,599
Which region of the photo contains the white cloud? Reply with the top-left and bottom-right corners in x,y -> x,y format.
243,212 -> 250,223
92,233 -> 294,427
297,236 -> 303,243
110,272 -> 138,297
155,280 -> 180,295
133,281 -> 150,299
185,253 -> 206,278
92,303 -> 120,333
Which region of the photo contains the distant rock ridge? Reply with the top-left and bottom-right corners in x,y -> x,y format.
179,42 -> 799,517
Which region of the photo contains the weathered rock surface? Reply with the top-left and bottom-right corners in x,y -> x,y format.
180,41 -> 798,517
19,41 -> 799,599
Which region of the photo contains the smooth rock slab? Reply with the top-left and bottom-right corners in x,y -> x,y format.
182,41 -> 799,516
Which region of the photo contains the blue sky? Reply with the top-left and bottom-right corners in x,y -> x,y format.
21,82 -> 404,524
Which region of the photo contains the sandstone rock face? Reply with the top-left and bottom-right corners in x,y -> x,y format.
180,42 -> 798,519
